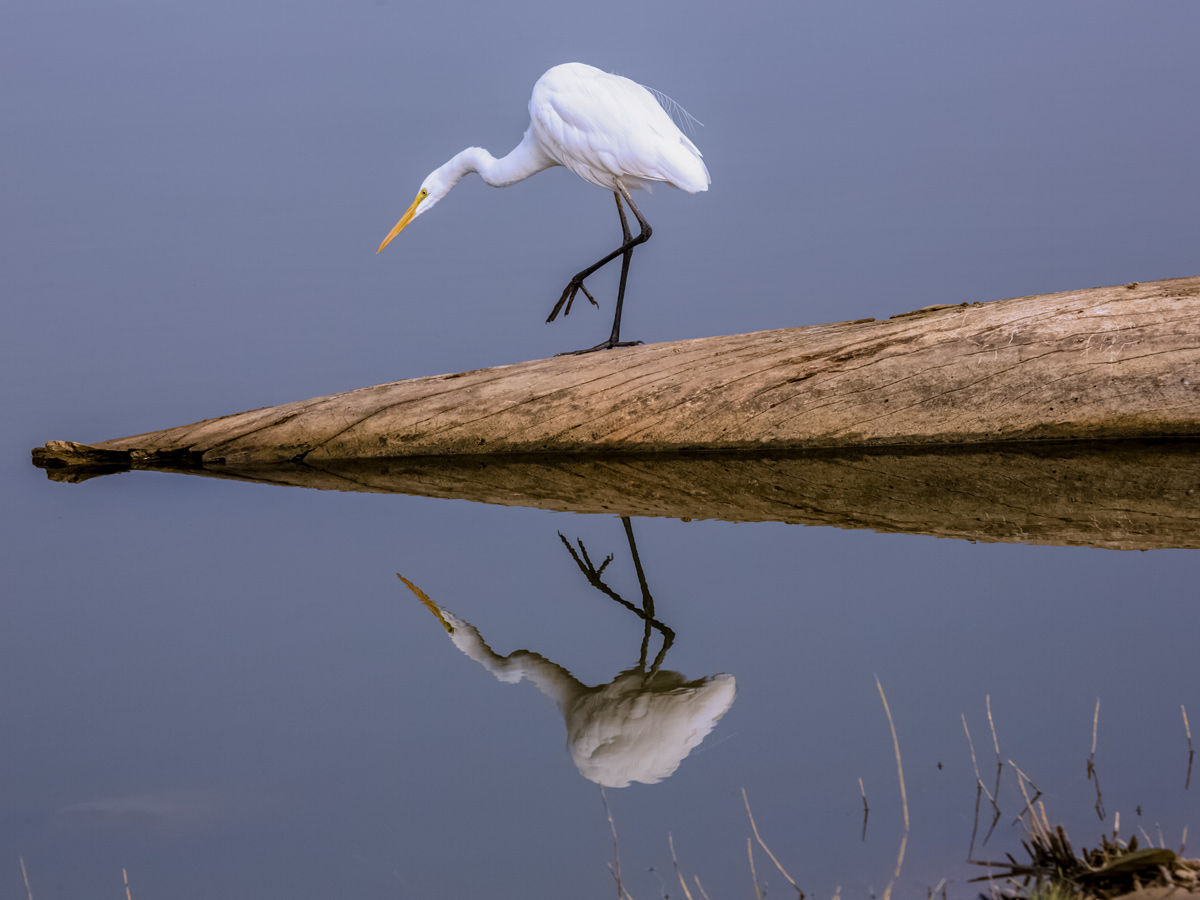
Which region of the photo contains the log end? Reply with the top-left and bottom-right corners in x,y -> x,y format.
32,440 -> 204,481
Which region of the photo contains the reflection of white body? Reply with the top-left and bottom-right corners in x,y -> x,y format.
438,607 -> 736,788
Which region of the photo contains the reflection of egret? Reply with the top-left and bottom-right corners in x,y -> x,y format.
398,519 -> 734,787
376,63 -> 711,354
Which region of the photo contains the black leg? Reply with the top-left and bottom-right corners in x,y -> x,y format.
547,188 -> 653,354
607,200 -> 636,349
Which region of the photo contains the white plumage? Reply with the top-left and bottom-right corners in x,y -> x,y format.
528,63 -> 710,193
377,63 -> 710,353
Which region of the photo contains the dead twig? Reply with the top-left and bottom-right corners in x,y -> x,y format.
877,676 -> 909,900
601,787 -> 634,900
743,788 -> 804,897
986,695 -> 1004,812
668,834 -> 696,900
963,713 -> 1002,856
860,777 -> 869,842
747,837 -> 761,900
1184,704 -> 1193,790
1008,760 -> 1046,840
1088,698 -> 1106,820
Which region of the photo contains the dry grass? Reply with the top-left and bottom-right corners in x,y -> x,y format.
971,819 -> 1198,899
967,696 -> 1198,900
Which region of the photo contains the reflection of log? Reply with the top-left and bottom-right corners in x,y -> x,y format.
31,277 -> 1200,465
36,442 -> 1200,550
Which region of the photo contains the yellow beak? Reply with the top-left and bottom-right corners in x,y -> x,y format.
397,573 -> 455,634
376,189 -> 426,253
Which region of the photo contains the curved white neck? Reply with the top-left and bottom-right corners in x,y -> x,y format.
437,131 -> 559,190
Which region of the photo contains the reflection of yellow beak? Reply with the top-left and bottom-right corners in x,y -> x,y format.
397,573 -> 454,634
376,190 -> 426,253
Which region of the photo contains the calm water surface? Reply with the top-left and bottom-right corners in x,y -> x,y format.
5,456 -> 1196,898
5,1 -> 1198,896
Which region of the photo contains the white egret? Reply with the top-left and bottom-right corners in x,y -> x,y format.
376,62 -> 711,354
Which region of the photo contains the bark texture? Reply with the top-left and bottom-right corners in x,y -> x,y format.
33,276 -> 1200,465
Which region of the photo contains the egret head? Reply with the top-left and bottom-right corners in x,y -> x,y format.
375,168 -> 454,253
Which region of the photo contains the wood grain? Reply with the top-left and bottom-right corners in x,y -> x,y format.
33,276 -> 1200,465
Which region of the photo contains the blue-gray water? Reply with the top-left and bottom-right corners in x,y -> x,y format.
4,2 -> 1198,897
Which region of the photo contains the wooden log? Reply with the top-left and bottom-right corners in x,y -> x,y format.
32,276 -> 1200,465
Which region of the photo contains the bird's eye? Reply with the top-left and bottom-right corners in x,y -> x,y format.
419,189 -> 428,198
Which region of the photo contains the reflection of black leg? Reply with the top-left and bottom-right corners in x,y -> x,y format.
638,608 -> 653,671
558,518 -> 675,670
621,517 -> 668,672
623,517 -> 652,618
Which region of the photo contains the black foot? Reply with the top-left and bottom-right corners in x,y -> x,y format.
546,279 -> 599,323
555,339 -> 643,357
